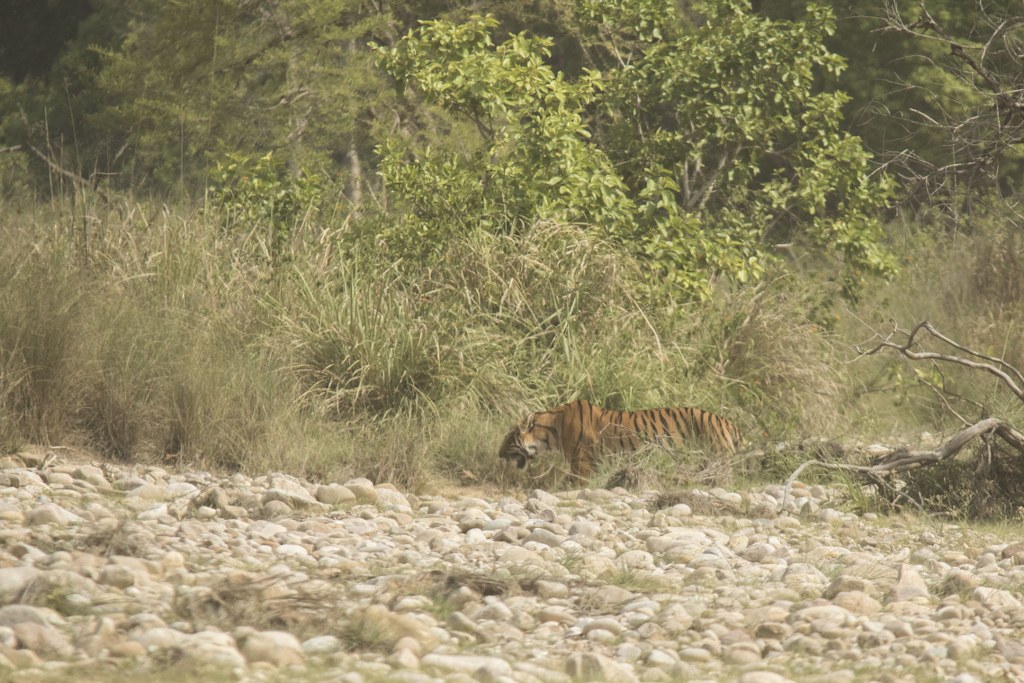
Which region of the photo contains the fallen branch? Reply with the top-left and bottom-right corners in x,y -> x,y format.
782,417 -> 1024,511
23,142 -> 112,203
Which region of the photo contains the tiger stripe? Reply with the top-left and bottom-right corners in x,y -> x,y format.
498,399 -> 741,478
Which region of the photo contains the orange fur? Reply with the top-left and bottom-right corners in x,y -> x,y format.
498,399 -> 740,477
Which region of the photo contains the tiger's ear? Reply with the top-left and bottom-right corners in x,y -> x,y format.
526,414 -> 536,430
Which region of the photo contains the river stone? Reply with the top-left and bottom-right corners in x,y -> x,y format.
890,564 -> 930,603
516,661 -> 573,683
109,640 -> 147,658
25,504 -> 84,526
740,542 -> 776,563
0,605 -> 60,628
754,622 -> 792,639
534,579 -> 570,599
0,567 -> 40,599
241,629 -> 304,666
421,653 -> 512,676
99,565 -> 136,589
12,622 -> 72,658
316,484 -> 357,505
44,471 -> 75,487
940,569 -> 979,594
344,478 -> 378,504
831,590 -> 882,615
675,651 -> 708,663
355,604 -> 439,651
179,631 -> 246,669
616,550 -> 654,570
581,617 -> 626,636
388,648 -> 420,669
523,528 -> 566,548
263,478 -> 321,509
565,652 -> 639,683
538,607 -> 576,625
0,645 -> 42,669
975,586 -> 1023,610
792,605 -> 852,625
738,673 -> 797,683
375,485 -> 411,509
585,585 -> 636,608
134,627 -> 188,650
725,641 -> 762,664
126,483 -> 175,501
73,465 -> 110,488
0,470 -> 44,488
262,500 -> 292,517
302,635 -> 342,656
822,575 -> 873,599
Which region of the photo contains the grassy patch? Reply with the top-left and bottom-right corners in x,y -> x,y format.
6,192 -> 1022,505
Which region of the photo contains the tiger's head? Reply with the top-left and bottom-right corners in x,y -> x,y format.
498,412 -> 560,469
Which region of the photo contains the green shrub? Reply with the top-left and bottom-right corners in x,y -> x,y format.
209,152 -> 325,268
0,194 -> 855,490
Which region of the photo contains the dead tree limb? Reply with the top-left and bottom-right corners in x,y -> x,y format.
783,319 -> 1024,514
856,320 -> 1024,402
782,417 -> 1024,511
22,142 -> 112,203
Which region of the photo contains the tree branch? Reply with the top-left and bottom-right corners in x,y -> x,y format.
782,417 -> 1024,511
857,320 -> 1024,402
23,143 -> 111,203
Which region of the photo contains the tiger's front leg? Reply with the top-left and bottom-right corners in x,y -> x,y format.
569,440 -> 595,479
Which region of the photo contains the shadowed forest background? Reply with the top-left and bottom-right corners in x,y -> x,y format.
1,0 -> 1022,498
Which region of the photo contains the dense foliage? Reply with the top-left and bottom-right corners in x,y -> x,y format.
375,1 -> 896,296
1,0 -> 1022,484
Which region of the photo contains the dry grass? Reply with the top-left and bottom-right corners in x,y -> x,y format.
0,192 -> 927,494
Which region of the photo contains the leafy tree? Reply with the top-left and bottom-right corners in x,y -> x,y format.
90,0 -> 398,193
758,0 -> 1023,214
876,0 -> 1024,211
375,0 -> 895,298
375,17 -> 634,253
2,0 -> 439,196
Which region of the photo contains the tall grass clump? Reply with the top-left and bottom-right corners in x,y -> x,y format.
688,278 -> 846,439
0,246 -> 83,450
0,190 -> 853,490
0,196 -> 310,473
273,220 -> 846,487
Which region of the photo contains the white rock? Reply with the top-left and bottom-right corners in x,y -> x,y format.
890,563 -> 931,603
421,653 -> 512,676
301,634 -> 342,656
975,586 -> 1023,610
134,627 -> 188,650
0,567 -> 40,599
26,503 -> 84,525
276,544 -> 309,557
316,484 -> 356,505
241,630 -> 304,666
344,478 -> 378,503
375,486 -> 411,509
565,652 -> 638,683
738,673 -> 796,683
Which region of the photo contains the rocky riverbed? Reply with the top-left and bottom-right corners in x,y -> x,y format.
0,446 -> 1023,683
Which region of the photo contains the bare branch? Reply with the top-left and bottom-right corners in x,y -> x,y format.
857,320 -> 1024,402
22,142 -> 112,203
877,0 -> 1024,210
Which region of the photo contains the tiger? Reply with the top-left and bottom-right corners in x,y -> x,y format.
498,398 -> 741,478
